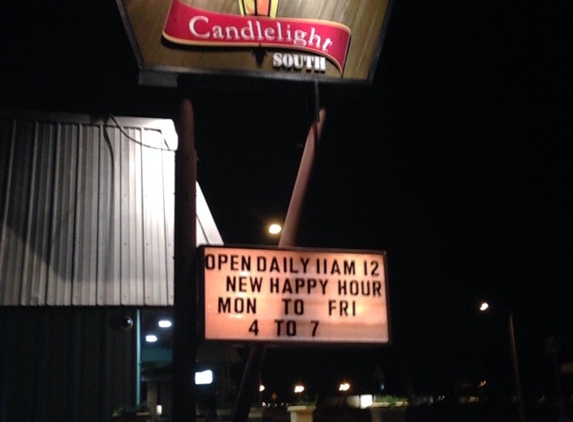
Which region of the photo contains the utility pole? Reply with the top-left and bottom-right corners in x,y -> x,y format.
508,311 -> 525,422
479,302 -> 525,422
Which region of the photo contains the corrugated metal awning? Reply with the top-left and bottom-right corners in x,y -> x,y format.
0,109 -> 223,306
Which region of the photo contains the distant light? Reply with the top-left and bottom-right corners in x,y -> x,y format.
158,319 -> 172,328
195,370 -> 213,385
268,223 -> 282,235
294,384 -> 305,394
259,384 -> 265,392
479,302 -> 489,311
360,395 -> 374,409
145,334 -> 158,343
339,382 -> 350,392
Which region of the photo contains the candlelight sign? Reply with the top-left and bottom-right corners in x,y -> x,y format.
198,245 -> 391,344
162,1 -> 351,74
116,0 -> 393,86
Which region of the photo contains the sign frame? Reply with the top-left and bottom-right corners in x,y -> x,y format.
115,0 -> 395,89
197,244 -> 392,346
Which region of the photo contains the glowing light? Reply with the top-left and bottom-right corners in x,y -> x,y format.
259,384 -> 265,392
339,382 -> 350,392
360,395 -> 374,409
145,334 -> 158,343
195,370 -> 213,385
294,384 -> 305,394
268,223 -> 282,235
479,302 -> 489,311
158,319 -> 172,328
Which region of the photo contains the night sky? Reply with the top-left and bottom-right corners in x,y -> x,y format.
189,0 -> 572,398
1,0 -> 572,402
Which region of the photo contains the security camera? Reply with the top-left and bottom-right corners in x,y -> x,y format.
119,316 -> 134,331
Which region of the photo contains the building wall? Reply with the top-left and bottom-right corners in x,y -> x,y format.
0,306 -> 138,422
0,109 -> 225,421
0,109 -> 222,306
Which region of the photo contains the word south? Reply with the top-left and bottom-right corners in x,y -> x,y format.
273,53 -> 326,72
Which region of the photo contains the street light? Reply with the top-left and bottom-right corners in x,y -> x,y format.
268,223 -> 282,236
479,301 -> 525,422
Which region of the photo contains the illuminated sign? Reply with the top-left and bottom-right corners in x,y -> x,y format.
198,245 -> 390,344
116,0 -> 393,86
162,1 -> 351,73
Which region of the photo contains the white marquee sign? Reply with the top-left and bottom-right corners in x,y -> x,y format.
198,245 -> 390,344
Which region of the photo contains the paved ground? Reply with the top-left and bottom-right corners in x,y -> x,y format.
254,404 -> 571,422
197,401 -> 573,422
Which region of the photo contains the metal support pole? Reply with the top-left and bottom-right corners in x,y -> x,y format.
173,98 -> 198,422
230,106 -> 327,422
508,312 -> 525,422
230,344 -> 267,422
278,107 -> 326,248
